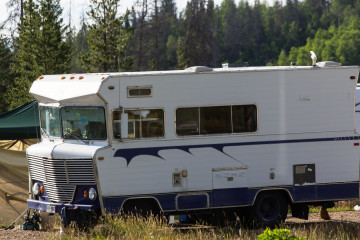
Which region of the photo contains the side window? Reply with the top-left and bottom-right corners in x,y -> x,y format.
127,86 -> 152,97
113,109 -> 164,139
200,106 -> 231,134
176,104 -> 257,136
232,105 -> 257,133
176,108 -> 199,136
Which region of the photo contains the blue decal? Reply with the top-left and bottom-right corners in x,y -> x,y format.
115,146 -> 194,165
114,136 -> 360,165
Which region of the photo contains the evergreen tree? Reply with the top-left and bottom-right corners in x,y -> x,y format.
182,0 -> 216,67
37,0 -> 70,74
220,0 -> 242,64
0,37 -> 13,113
157,0 -> 178,69
176,37 -> 189,69
6,0 -> 70,110
71,16 -> 89,73
132,0 -> 150,71
81,0 -> 133,72
7,0 -> 40,110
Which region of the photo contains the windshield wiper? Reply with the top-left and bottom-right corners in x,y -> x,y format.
63,131 -> 89,144
40,128 -> 51,138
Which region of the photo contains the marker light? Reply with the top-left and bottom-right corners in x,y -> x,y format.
70,76 -> 74,79
39,76 -> 44,79
88,188 -> 97,201
79,76 -> 84,79
61,76 -> 66,79
83,190 -> 89,198
40,186 -> 44,194
32,183 -> 40,196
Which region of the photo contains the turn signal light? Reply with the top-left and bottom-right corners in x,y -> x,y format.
84,190 -> 89,198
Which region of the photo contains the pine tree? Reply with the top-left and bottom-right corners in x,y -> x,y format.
182,0 -> 216,67
71,16 -> 89,73
37,0 -> 70,74
159,0 -> 178,69
6,0 -> 40,109
220,0 -> 241,64
6,0 -> 70,110
81,0 -> 133,72
0,37 -> 13,113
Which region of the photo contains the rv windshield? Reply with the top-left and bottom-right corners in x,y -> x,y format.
40,106 -> 61,138
61,107 -> 106,140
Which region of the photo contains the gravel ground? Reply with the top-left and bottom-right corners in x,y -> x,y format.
1,211 -> 360,239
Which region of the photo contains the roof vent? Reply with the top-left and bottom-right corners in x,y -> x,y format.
316,61 -> 342,67
185,66 -> 213,72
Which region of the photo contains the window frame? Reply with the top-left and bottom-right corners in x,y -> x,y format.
60,106 -> 107,140
39,105 -> 61,139
127,86 -> 153,98
113,108 -> 165,140
175,104 -> 258,137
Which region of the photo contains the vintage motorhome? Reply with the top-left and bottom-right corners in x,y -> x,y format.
26,62 -> 360,227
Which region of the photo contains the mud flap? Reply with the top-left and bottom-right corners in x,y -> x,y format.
60,207 -> 89,228
291,203 -> 309,220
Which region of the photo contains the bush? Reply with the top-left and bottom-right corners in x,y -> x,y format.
257,228 -> 307,240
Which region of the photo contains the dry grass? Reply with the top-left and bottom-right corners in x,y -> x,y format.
44,201 -> 360,239
45,211 -> 360,240
49,214 -> 240,239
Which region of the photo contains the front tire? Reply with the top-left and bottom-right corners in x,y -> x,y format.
250,192 -> 288,228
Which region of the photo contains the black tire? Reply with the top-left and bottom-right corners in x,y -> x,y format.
122,199 -> 162,219
249,192 -> 288,228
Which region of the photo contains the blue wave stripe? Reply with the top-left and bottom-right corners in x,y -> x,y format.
114,135 -> 360,165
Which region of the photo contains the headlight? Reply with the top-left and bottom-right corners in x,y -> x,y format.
32,183 -> 40,196
88,188 -> 97,201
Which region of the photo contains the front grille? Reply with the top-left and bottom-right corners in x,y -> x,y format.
27,155 -> 96,203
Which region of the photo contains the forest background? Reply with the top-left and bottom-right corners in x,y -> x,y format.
0,0 -> 359,113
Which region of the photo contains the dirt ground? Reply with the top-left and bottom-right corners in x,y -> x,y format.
0,211 -> 360,239
286,210 -> 360,224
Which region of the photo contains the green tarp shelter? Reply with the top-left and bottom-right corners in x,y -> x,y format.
0,100 -> 40,140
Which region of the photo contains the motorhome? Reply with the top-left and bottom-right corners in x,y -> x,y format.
26,62 -> 360,227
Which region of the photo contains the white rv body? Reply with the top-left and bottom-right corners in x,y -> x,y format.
27,63 -> 360,226
355,84 -> 360,134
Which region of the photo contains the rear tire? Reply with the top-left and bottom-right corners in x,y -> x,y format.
249,192 -> 288,228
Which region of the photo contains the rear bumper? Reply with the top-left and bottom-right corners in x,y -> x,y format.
27,199 -> 97,213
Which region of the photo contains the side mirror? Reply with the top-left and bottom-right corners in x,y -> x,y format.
121,113 -> 128,139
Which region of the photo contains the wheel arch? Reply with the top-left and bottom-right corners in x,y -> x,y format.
121,196 -> 163,213
251,188 -> 294,206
